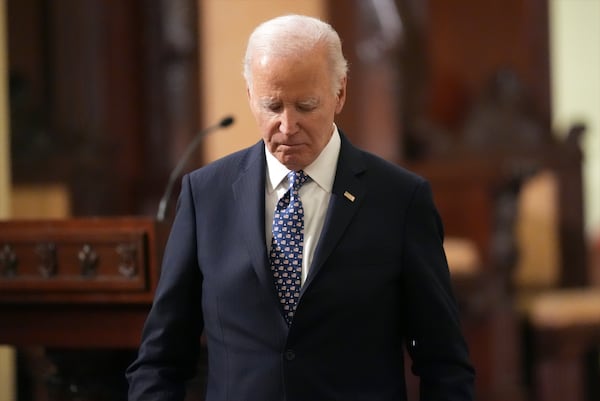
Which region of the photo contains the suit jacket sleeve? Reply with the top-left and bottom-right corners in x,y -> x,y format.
401,180 -> 475,400
127,174 -> 204,401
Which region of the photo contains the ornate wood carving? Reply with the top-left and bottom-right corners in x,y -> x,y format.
35,242 -> 57,278
0,244 -> 18,277
0,218 -> 169,401
0,218 -> 167,302
116,243 -> 138,278
78,244 -> 98,277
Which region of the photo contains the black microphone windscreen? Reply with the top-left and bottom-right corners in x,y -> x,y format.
220,116 -> 235,128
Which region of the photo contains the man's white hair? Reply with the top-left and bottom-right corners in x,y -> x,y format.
243,14 -> 348,95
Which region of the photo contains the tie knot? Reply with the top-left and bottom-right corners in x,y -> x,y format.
287,170 -> 309,192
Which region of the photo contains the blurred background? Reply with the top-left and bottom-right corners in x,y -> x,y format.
0,0 -> 599,400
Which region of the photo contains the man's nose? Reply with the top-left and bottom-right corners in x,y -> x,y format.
279,108 -> 299,135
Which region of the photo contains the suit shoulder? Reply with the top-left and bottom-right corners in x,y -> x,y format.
186,142 -> 262,183
359,149 -> 427,187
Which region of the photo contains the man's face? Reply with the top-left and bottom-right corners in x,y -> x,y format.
247,46 -> 346,171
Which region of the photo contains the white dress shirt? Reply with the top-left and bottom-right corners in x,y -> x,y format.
265,125 -> 341,285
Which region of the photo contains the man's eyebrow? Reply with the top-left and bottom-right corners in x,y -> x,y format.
298,98 -> 319,106
258,98 -> 279,108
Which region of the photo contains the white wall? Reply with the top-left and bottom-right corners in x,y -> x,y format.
550,0 -> 600,237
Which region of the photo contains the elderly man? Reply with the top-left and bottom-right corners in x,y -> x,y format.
127,14 -> 475,401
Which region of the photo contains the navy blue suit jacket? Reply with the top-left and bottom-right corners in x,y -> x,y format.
127,133 -> 475,401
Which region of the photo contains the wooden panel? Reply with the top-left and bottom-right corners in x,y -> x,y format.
0,228 -> 148,292
407,158 -> 512,265
328,0 -> 551,161
0,217 -> 167,303
7,0 -> 200,216
0,305 -> 150,348
0,217 -> 168,401
425,0 -> 551,134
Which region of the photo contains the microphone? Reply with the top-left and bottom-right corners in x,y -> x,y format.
156,115 -> 235,221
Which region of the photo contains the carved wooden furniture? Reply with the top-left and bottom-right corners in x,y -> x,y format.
411,125 -> 591,401
508,126 -> 600,401
0,217 -> 168,400
529,290 -> 600,401
407,157 -> 526,401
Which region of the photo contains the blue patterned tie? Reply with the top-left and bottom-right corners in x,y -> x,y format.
270,170 -> 310,325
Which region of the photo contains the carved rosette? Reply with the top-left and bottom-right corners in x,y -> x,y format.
0,244 -> 18,277
78,244 -> 99,277
36,242 -> 58,278
117,243 -> 137,278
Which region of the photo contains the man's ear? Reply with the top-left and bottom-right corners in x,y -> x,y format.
335,76 -> 347,114
247,85 -> 257,114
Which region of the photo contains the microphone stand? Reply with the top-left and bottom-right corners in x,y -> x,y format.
156,116 -> 234,221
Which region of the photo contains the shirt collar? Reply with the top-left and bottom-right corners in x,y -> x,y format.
266,124 -> 341,193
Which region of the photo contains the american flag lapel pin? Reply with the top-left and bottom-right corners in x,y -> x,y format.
343,191 -> 356,202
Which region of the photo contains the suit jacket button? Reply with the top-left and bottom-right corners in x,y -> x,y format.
284,350 -> 296,360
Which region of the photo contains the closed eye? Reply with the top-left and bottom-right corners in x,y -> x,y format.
260,100 -> 282,113
296,100 -> 319,112
268,104 -> 283,113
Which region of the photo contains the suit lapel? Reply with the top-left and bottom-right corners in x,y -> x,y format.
231,142 -> 278,299
303,135 -> 367,291
232,136 -> 369,313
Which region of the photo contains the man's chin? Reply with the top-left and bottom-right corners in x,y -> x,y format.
272,149 -> 305,170
278,155 -> 306,171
